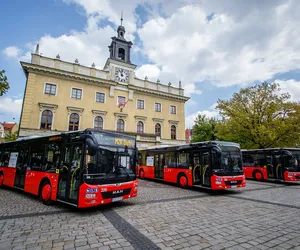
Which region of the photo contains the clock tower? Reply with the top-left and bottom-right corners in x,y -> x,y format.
104,15 -> 136,84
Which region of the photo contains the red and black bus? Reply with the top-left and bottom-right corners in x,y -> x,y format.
242,148 -> 300,182
137,141 -> 246,190
0,129 -> 138,208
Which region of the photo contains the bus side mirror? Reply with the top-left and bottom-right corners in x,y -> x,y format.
86,138 -> 97,156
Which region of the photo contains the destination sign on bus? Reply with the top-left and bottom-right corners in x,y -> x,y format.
92,132 -> 135,148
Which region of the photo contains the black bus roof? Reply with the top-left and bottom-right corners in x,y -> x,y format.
142,141 -> 240,151
0,129 -> 136,146
242,148 -> 300,153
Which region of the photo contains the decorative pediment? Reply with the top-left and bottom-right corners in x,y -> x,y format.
169,120 -> 179,125
114,112 -> 128,118
135,115 -> 147,121
92,110 -> 107,116
153,118 -> 164,123
67,106 -> 84,113
38,103 -> 58,110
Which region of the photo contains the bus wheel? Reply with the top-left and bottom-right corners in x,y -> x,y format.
253,171 -> 263,181
139,169 -> 145,179
0,174 -> 4,187
178,174 -> 188,188
40,180 -> 52,205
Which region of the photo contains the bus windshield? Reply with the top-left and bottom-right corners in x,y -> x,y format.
83,146 -> 136,185
214,146 -> 243,174
290,151 -> 300,169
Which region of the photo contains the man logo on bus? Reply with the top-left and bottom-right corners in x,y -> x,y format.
112,190 -> 123,195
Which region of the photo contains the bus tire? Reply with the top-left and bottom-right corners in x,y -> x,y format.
177,174 -> 188,189
0,173 -> 4,187
253,170 -> 263,181
139,169 -> 145,179
39,180 -> 53,206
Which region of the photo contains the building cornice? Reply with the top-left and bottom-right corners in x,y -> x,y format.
21,62 -> 116,88
128,85 -> 190,102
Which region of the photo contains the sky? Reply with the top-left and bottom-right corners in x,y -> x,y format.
1,0 -> 300,128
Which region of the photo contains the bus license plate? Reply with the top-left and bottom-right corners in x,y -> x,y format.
231,185 -> 237,188
112,197 -> 123,202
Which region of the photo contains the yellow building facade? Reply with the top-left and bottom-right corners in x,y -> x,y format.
19,24 -> 189,148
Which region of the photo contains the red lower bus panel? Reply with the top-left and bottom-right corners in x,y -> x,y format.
137,166 -> 155,179
284,171 -> 300,181
0,167 -> 16,187
163,167 -> 193,186
211,174 -> 246,190
24,170 -> 59,200
243,166 -> 268,180
78,180 -> 138,208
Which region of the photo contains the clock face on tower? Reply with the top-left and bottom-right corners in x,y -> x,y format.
115,67 -> 130,83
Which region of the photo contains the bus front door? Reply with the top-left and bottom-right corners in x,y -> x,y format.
57,143 -> 82,205
14,148 -> 29,189
192,152 -> 201,185
154,154 -> 164,179
201,152 -> 211,187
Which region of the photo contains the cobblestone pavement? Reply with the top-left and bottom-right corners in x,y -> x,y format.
0,179 -> 300,250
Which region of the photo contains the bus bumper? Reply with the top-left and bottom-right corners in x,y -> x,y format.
78,180 -> 138,208
284,171 -> 300,181
211,175 -> 246,190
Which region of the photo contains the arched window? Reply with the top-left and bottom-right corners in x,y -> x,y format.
69,113 -> 79,131
155,123 -> 161,136
118,48 -> 125,60
40,110 -> 53,130
137,121 -> 144,134
94,116 -> 103,130
117,119 -> 125,132
171,125 -> 176,140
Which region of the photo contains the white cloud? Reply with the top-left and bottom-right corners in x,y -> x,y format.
135,64 -> 161,80
0,97 -> 22,117
4,0 -> 300,101
2,46 -> 21,58
185,109 -> 219,128
275,79 -> 300,102
138,1 -> 300,88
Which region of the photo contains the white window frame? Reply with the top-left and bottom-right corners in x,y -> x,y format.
136,121 -> 145,134
154,102 -> 162,112
40,109 -> 54,130
170,105 -> 177,115
94,115 -> 104,130
68,112 -> 81,131
70,87 -> 83,100
117,96 -> 126,105
116,118 -> 126,132
136,99 -> 145,110
170,124 -> 177,140
44,82 -> 58,96
154,122 -> 162,137
95,92 -> 106,104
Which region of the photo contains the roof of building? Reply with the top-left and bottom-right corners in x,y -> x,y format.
0,122 -> 17,130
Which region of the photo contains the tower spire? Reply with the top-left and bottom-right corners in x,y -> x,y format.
121,10 -> 123,26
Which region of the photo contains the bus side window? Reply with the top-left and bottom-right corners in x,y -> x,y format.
0,150 -> 2,165
30,151 -> 44,171
178,152 -> 190,169
166,152 -> 176,168
44,143 -> 61,172
243,154 -> 256,166
257,153 -> 267,166
1,150 -> 10,167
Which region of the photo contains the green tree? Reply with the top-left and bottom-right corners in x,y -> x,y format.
216,82 -> 300,149
4,132 -> 18,142
0,70 -> 10,96
191,114 -> 218,142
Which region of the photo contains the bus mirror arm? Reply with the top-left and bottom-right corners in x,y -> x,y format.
80,134 -> 98,156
